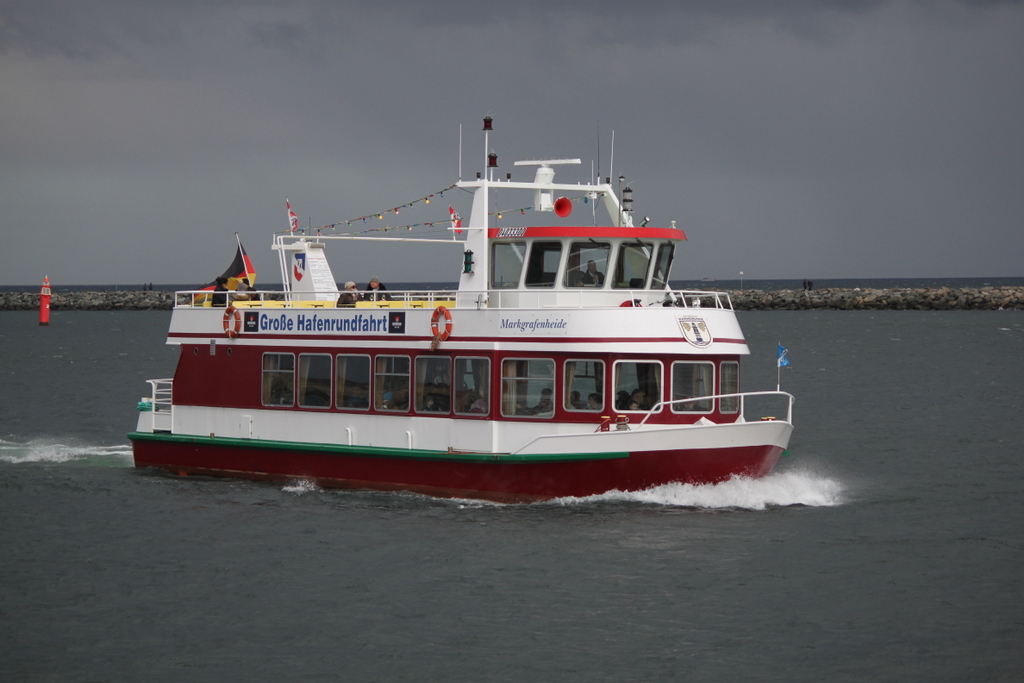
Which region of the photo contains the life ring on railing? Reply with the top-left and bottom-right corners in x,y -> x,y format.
430,305 -> 453,342
619,299 -> 642,307
222,305 -> 241,338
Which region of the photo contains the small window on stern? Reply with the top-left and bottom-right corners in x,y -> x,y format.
671,361 -> 714,413
720,361 -> 739,414
262,353 -> 295,407
454,357 -> 490,416
298,353 -> 332,408
415,356 -> 452,414
336,354 -> 371,410
375,355 -> 410,412
612,360 -> 662,412
564,360 -> 604,412
501,358 -> 555,418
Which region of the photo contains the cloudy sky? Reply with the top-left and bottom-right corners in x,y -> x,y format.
2,0 -> 1022,286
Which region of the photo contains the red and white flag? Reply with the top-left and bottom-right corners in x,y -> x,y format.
286,198 -> 299,232
448,204 -> 462,233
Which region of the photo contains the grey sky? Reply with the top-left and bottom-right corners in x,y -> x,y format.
2,0 -> 1022,285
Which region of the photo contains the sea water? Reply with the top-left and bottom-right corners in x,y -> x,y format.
1,309 -> 1022,681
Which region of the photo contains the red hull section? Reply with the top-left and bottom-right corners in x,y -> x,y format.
130,436 -> 783,503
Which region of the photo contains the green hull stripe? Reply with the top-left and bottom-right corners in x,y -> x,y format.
127,431 -> 629,464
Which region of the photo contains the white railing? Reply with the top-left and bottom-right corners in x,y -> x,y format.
663,290 -> 734,310
507,393 -> 794,456
636,390 -> 795,428
174,288 -> 733,311
173,290 -> 457,309
145,378 -> 174,432
484,288 -> 733,310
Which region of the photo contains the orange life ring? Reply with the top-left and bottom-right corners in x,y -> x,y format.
430,305 -> 453,341
223,305 -> 241,338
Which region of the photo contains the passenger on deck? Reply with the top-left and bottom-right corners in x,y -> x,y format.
363,277 -> 389,301
211,277 -> 229,307
337,281 -> 358,306
232,280 -> 254,302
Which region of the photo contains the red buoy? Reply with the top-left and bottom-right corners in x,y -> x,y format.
39,276 -> 51,326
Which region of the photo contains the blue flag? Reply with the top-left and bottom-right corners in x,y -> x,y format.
777,345 -> 791,367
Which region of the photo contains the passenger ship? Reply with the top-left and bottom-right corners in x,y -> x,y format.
129,118 -> 794,502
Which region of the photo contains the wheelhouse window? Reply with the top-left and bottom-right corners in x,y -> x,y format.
613,360 -> 662,411
524,241 -> 563,288
564,360 -> 604,412
502,359 -> 555,418
564,242 -> 610,287
650,243 -> 674,289
416,356 -> 451,413
720,361 -> 739,413
262,353 -> 295,407
336,354 -> 370,410
491,241 -> 526,288
454,357 -> 490,415
374,355 -> 410,411
298,354 -> 332,408
612,242 -> 654,289
671,361 -> 714,412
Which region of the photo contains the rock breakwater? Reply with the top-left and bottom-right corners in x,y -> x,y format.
729,286 -> 1024,310
1,287 -> 1021,311
1,290 -> 174,311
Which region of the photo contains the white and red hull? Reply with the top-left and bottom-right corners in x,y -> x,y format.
131,420 -> 789,503
130,121 -> 796,502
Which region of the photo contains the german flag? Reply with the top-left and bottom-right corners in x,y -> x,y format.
194,235 -> 256,303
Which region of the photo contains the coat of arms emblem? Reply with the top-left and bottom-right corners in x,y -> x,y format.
678,317 -> 712,347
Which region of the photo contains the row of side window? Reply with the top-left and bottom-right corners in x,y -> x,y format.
262,353 -> 739,416
491,240 -> 675,290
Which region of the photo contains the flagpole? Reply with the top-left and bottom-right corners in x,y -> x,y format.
775,343 -> 791,392
777,340 -> 781,391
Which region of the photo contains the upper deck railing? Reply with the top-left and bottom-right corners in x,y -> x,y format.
173,288 -> 734,311
637,391 -> 795,427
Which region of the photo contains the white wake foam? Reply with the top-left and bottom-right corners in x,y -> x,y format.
0,438 -> 133,465
554,470 -> 845,510
281,479 -> 321,494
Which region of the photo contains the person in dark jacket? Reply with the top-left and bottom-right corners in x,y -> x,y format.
363,277 -> 389,301
211,277 -> 229,307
